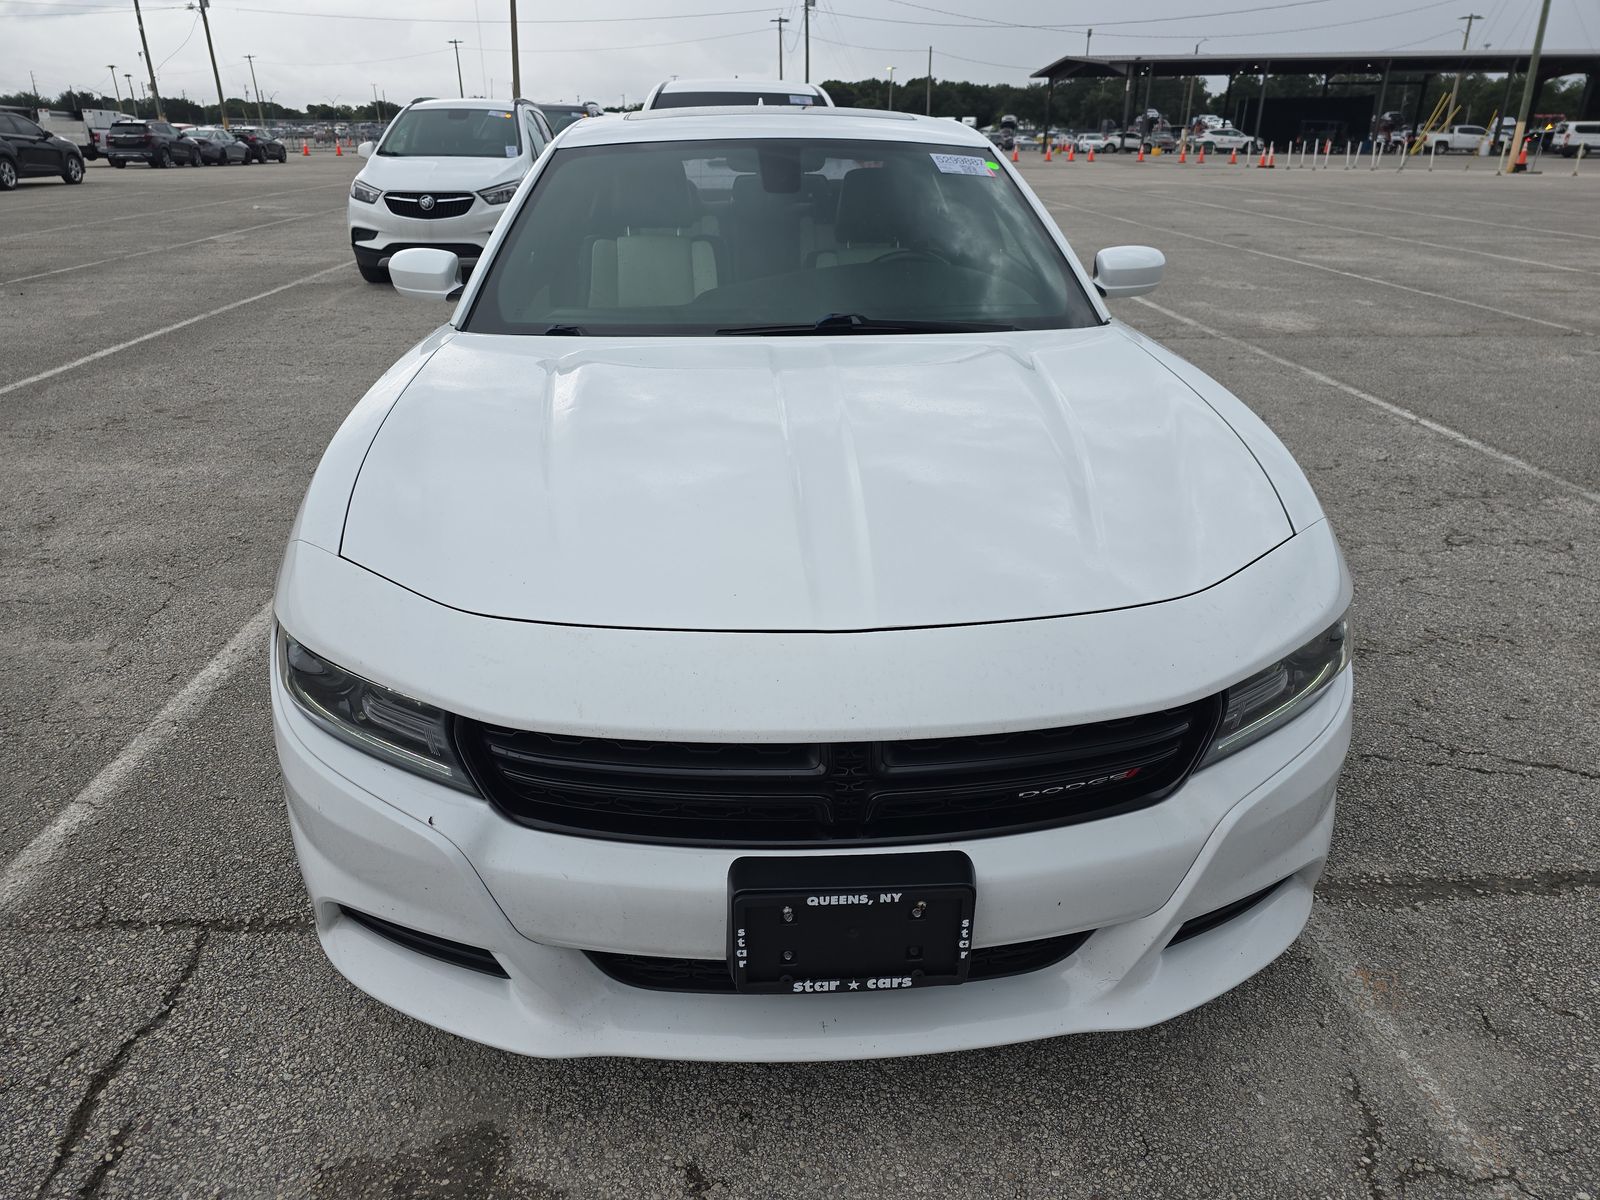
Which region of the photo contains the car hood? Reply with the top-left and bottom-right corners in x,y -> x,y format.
356,154 -> 524,193
340,325 -> 1293,631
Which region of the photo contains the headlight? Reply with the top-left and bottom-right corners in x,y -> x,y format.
349,179 -> 381,204
277,631 -> 476,793
477,182 -> 519,205
1199,616 -> 1350,768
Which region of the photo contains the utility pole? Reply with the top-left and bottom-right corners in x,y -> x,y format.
509,0 -> 521,98
244,53 -> 265,128
771,15 -> 788,80
885,66 -> 895,111
1509,0 -> 1552,170
131,0 -> 165,120
125,73 -> 136,117
371,82 -> 379,120
926,45 -> 932,115
1085,29 -> 1092,57
804,0 -> 814,83
1445,13 -> 1483,129
109,65 -> 124,113
448,39 -> 465,97
196,0 -> 230,128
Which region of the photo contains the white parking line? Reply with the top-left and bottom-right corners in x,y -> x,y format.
0,209 -> 342,288
0,603 -> 274,912
1133,296 -> 1600,507
0,262 -> 347,398
0,184 -> 346,241
1054,199 -> 1595,336
1291,191 -> 1600,242
1085,183 -> 1595,276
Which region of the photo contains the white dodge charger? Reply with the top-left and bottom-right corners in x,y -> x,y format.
273,106 -> 1352,1061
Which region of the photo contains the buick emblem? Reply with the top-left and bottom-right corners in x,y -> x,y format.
418,194 -> 436,211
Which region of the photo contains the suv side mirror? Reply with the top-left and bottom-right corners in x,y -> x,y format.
389,248 -> 462,301
357,141 -> 375,158
1092,245 -> 1165,299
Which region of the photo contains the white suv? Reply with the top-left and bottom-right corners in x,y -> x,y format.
642,78 -> 833,109
348,98 -> 555,282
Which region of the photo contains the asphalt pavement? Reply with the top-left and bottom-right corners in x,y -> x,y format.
1,150 -> 1596,1199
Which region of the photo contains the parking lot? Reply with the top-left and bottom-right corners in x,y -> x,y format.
2,151 -> 1597,1198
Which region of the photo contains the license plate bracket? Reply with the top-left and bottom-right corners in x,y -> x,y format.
727,851 -> 975,995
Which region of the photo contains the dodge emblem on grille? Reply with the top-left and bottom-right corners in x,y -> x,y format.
419,194 -> 436,211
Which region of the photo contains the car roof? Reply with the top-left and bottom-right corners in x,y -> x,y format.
656,78 -> 827,96
555,106 -> 993,149
407,97 -> 526,112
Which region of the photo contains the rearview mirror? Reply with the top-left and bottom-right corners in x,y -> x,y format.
1092,245 -> 1165,299
357,141 -> 375,158
389,248 -> 462,301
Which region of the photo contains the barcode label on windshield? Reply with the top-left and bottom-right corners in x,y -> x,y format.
931,153 -> 997,176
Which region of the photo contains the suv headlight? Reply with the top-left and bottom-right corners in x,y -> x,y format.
277,631 -> 476,793
350,179 -> 381,204
1200,616 -> 1350,768
477,182 -> 519,205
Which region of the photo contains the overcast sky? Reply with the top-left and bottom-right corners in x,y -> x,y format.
4,0 -> 1593,111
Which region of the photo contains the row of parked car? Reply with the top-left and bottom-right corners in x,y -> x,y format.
0,111 -> 290,191
101,120 -> 289,168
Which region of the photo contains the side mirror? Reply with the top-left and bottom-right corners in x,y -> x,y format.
389,248 -> 462,301
1093,245 -> 1165,299
357,141 -> 375,158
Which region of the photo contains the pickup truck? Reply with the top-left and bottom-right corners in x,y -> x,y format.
1429,125 -> 1489,154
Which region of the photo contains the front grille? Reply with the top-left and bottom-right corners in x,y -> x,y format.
455,697 -> 1222,847
588,931 -> 1093,993
383,191 -> 475,219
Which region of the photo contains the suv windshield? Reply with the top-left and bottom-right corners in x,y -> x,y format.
379,107 -> 521,158
541,106 -> 590,133
654,91 -> 822,109
465,137 -> 1101,337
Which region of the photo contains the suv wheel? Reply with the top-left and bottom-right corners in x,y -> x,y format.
111,158 -> 126,168
156,147 -> 171,169
0,159 -> 17,190
357,262 -> 389,284
63,154 -> 84,184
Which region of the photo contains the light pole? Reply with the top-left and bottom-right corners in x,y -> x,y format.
125,73 -> 136,117
803,0 -> 815,83
371,82 -> 380,120
448,39 -> 465,97
131,0 -> 165,119
1509,0 -> 1553,170
1085,28 -> 1092,57
771,15 -> 788,81
245,53 -> 265,129
1445,13 -> 1483,129
509,0 -> 521,98
885,65 -> 895,111
193,0 -> 230,128
109,65 -> 124,113
1181,39 -> 1207,150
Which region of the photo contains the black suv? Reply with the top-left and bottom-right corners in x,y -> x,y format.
105,120 -> 202,168
0,110 -> 86,189
232,128 -> 288,163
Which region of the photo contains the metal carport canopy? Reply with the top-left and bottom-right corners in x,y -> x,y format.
1033,49 -> 1600,81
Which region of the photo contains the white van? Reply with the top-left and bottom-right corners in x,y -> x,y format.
642,79 -> 833,110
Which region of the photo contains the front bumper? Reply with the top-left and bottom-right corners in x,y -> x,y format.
347,194 -> 506,266
274,638 -> 1351,1061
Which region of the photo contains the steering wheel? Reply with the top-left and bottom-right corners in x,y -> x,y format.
873,248 -> 950,267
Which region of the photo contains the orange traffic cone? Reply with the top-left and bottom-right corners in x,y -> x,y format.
302,141 -> 310,156
1043,142 -> 1052,162
1177,145 -> 1186,163
1267,143 -> 1277,168
1256,146 -> 1269,168
1228,147 -> 1238,165
1011,145 -> 1019,163
1067,144 -> 1075,161
335,142 -> 343,156
1197,145 -> 1206,164
1513,138 -> 1530,171
1087,147 -> 1096,162
1136,144 -> 1144,162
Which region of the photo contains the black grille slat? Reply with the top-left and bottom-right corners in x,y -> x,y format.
383,191 -> 475,219
587,930 -> 1093,994
456,695 -> 1221,847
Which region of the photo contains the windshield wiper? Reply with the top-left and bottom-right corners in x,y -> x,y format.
542,324 -> 586,336
716,313 -> 1019,336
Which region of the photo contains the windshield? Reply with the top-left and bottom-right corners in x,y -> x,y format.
541,107 -> 589,133
465,138 -> 1100,337
653,91 -> 822,109
378,107 -> 521,158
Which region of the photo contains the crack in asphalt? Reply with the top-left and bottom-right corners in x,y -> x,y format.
33,933 -> 206,1200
